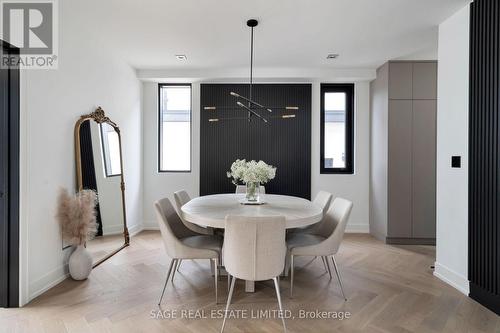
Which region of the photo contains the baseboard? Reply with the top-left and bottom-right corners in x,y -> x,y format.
128,223 -> 145,236
29,263 -> 69,302
386,237 -> 436,245
434,262 -> 469,296
345,224 -> 369,233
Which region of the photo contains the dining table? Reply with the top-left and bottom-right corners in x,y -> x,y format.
180,193 -> 323,292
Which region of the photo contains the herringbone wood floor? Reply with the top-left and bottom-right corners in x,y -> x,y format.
1,231 -> 498,333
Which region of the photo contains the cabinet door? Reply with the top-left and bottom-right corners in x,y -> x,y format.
389,62 -> 413,100
388,100 -> 412,237
412,62 -> 437,100
412,100 -> 436,238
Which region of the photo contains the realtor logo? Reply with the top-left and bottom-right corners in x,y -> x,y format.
0,0 -> 58,69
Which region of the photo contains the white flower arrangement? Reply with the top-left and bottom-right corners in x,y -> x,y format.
227,159 -> 276,185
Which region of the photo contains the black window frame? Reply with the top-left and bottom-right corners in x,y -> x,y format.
158,83 -> 192,173
320,83 -> 355,174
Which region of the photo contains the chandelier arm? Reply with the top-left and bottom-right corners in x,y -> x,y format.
237,102 -> 268,123
230,92 -> 272,112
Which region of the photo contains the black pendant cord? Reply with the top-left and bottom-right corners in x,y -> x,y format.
250,25 -> 253,102
248,25 -> 254,121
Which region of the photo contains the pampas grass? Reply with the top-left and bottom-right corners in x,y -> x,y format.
57,188 -> 98,246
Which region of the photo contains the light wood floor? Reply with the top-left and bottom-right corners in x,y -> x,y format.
1,231 -> 498,333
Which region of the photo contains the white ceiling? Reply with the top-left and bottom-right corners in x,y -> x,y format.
79,0 -> 469,70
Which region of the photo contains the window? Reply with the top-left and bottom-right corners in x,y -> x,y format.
320,84 -> 354,174
159,84 -> 192,172
100,122 -> 121,177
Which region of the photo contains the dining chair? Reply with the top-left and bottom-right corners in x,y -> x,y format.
155,198 -> 222,304
221,215 -> 287,333
286,197 -> 353,300
174,190 -> 213,235
293,191 -> 333,235
235,185 -> 266,194
287,191 -> 332,272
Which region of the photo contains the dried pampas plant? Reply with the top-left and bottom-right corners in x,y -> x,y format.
56,188 -> 98,246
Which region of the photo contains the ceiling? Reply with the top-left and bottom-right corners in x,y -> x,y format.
76,0 -> 469,70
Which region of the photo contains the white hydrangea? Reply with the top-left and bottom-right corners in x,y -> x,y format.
227,159 -> 276,185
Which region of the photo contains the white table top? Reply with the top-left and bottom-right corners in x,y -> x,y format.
181,193 -> 323,229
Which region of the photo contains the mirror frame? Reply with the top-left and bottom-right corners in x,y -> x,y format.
74,107 -> 130,268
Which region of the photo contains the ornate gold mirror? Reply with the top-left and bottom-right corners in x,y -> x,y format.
74,107 -> 129,267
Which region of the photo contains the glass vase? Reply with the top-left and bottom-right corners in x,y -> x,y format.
245,182 -> 260,202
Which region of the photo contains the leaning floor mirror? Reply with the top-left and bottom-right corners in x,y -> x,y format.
74,107 -> 129,267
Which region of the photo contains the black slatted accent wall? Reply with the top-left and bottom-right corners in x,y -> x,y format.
200,84 -> 311,199
469,0 -> 500,315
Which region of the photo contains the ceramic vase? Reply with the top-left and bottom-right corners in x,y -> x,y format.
68,245 -> 92,280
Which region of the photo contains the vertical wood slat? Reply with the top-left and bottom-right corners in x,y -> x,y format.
199,84 -> 312,199
468,0 -> 500,315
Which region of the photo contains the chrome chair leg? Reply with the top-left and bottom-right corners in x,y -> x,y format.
290,255 -> 294,298
221,276 -> 236,333
213,258 -> 219,304
158,259 -> 176,305
325,256 -> 333,279
331,256 -> 347,301
273,277 -> 287,332
171,259 -> 178,282
321,256 -> 328,272
176,259 -> 182,272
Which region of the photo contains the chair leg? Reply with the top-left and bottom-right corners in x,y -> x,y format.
321,256 -> 328,272
273,277 -> 287,332
176,259 -> 182,272
158,259 -> 176,305
227,274 -> 231,293
213,258 -> 218,304
325,256 -> 333,279
221,276 -> 236,333
331,255 -> 347,301
290,255 -> 294,298
171,259 -> 178,282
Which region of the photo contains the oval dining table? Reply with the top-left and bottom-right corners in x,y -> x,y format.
180,193 -> 323,292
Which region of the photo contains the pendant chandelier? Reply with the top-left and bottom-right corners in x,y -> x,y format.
205,19 -> 298,123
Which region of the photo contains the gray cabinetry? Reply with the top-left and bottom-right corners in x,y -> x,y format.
370,61 -> 437,244
388,100 -> 412,237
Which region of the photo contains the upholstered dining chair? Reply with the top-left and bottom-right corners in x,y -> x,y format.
221,215 -> 287,333
294,191 -> 333,234
235,185 -> 266,194
286,197 -> 353,300
288,191 -> 333,272
174,190 -> 213,235
155,198 -> 222,304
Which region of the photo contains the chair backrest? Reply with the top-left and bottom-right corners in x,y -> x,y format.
174,190 -> 191,210
313,191 -> 333,215
154,198 -> 195,257
322,197 -> 353,254
173,190 -> 201,231
235,185 -> 266,194
224,215 -> 286,281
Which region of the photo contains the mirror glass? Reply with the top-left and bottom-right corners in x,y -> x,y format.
78,118 -> 127,266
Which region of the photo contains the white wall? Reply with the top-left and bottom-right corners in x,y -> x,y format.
142,82 -> 201,227
19,0 -> 142,305
142,79 -> 371,232
435,4 -> 470,295
312,82 -> 370,232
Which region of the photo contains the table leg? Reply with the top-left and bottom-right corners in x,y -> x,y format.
245,280 -> 255,292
